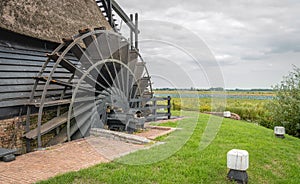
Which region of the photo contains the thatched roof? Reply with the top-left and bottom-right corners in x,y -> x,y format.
0,0 -> 112,43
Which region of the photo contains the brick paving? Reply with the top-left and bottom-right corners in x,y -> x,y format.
137,126 -> 176,140
86,136 -> 146,161
0,137 -> 144,184
136,117 -> 183,140
0,122 -> 178,184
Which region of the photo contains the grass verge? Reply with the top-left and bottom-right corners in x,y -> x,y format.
38,111 -> 300,184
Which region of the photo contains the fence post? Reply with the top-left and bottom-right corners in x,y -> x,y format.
167,96 -> 171,119
130,14 -> 134,50
153,98 -> 157,121
134,13 -> 139,50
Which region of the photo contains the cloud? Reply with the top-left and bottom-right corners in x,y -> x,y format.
117,0 -> 300,88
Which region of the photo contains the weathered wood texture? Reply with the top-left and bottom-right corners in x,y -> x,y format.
0,28 -> 77,119
0,43 -> 73,108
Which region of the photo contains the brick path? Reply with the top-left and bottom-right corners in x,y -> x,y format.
137,126 -> 176,140
0,124 -> 177,184
0,137 -> 145,184
136,117 -> 182,140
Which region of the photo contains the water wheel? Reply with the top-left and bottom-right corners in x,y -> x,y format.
25,28 -> 152,148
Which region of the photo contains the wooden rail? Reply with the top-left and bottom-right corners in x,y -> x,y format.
130,96 -> 171,121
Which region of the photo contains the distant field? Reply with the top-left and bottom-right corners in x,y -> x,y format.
154,90 -> 274,95
154,90 -> 275,100
154,90 -> 272,122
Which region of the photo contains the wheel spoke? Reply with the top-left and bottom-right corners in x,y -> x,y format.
37,30 -> 153,145
119,66 -> 126,96
95,32 -> 111,59
125,66 -> 130,98
108,34 -> 121,60
50,55 -> 112,94
103,62 -> 123,97
70,44 -> 91,69
85,36 -> 118,94
112,62 -> 123,94
119,41 -> 129,64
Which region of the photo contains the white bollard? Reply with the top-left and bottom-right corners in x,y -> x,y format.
274,126 -> 285,138
223,111 -> 231,118
227,149 -> 249,183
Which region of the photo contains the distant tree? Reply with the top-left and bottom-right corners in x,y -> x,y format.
209,87 -> 224,91
268,65 -> 300,137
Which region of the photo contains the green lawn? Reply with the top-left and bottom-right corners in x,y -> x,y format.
39,112 -> 300,184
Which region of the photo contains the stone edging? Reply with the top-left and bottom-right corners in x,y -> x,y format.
90,128 -> 151,145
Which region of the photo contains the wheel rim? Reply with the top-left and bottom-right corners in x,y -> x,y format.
33,29 -> 152,146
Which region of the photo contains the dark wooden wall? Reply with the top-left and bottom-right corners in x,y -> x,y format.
0,28 -> 70,119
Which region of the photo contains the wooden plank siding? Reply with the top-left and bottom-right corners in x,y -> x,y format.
0,29 -> 76,119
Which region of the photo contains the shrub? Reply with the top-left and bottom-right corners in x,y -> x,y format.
267,66 -> 300,137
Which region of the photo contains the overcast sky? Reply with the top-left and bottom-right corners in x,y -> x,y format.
117,0 -> 300,89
